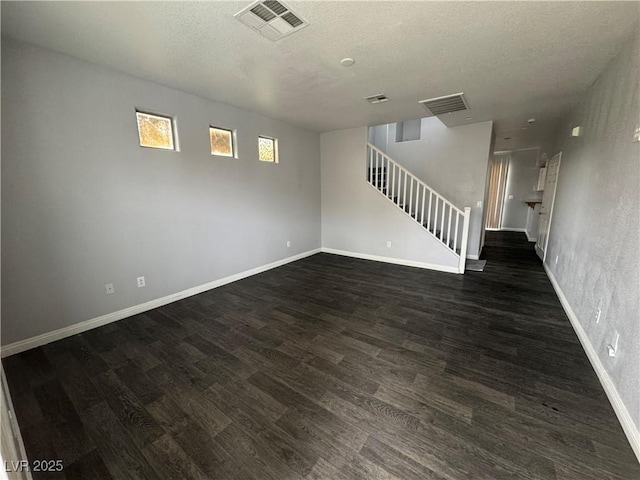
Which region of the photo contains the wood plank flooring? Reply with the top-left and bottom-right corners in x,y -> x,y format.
4,232 -> 639,479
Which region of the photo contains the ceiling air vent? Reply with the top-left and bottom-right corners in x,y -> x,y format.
235,0 -> 309,41
365,94 -> 389,105
418,93 -> 468,116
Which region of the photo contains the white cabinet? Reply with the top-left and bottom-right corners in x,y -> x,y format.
536,167 -> 547,191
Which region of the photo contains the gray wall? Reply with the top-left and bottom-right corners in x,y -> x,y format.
396,119 -> 421,143
546,32 -> 639,430
501,149 -> 540,230
370,118 -> 493,258
368,124 -> 388,153
321,127 -> 459,269
1,39 -> 321,346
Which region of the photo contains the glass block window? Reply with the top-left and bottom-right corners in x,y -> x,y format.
136,111 -> 175,150
209,126 -> 235,157
258,136 -> 278,163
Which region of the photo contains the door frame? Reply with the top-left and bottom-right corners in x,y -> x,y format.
536,151 -> 562,262
485,155 -> 510,231
1,366 -> 32,480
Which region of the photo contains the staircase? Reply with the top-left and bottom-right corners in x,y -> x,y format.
367,143 -> 471,274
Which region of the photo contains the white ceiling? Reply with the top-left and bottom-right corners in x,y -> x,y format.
2,1 -> 639,150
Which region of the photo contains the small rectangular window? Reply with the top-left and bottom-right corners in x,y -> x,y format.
258,136 -> 278,163
209,126 -> 235,157
136,111 -> 175,150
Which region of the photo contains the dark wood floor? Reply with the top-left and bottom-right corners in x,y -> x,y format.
4,232 -> 639,479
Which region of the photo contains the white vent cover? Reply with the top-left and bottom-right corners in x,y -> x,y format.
235,0 -> 308,41
365,94 -> 389,104
418,93 -> 468,115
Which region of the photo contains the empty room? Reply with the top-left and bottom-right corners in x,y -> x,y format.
1,1 -> 639,479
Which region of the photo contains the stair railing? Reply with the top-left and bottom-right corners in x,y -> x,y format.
367,143 -> 471,273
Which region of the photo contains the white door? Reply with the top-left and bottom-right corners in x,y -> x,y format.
536,152 -> 561,261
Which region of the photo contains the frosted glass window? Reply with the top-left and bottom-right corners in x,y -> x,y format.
136,111 -> 175,150
210,126 -> 235,157
258,136 -> 277,163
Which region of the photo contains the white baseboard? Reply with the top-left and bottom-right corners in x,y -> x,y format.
525,229 -> 537,242
0,248 -> 321,358
500,227 -> 527,232
466,254 -> 480,260
544,264 -> 640,462
321,248 -> 460,274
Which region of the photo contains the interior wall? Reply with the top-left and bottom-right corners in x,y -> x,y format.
368,124 -> 388,153
369,118 -> 493,258
396,119 -> 421,143
501,149 -> 540,230
1,39 -> 321,346
321,127 -> 459,270
546,31 -> 639,431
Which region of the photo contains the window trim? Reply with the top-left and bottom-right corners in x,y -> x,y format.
135,109 -> 178,151
209,125 -> 237,158
258,135 -> 278,163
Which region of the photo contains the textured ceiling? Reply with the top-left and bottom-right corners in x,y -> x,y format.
2,1 -> 639,151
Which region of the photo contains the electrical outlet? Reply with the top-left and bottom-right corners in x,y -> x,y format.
476,200 -> 483,208
555,255 -> 558,264
634,124 -> 640,142
137,276 -> 146,288
386,241 -> 392,248
607,331 -> 620,357
105,283 -> 114,295
595,308 -> 602,324
508,195 -> 514,200
286,240 -> 291,248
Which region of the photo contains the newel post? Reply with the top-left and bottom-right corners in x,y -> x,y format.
458,207 -> 471,274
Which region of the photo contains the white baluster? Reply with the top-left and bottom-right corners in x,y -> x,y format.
421,186 -> 426,225
447,204 -> 452,247
433,196 -> 438,235
428,191 -> 433,232
403,171 -> 407,209
369,148 -> 373,185
387,160 -> 396,201
384,157 -> 391,192
454,212 -> 460,253
440,199 -> 445,241
386,157 -> 390,192
409,177 -> 414,216
385,157 -> 389,192
392,163 -> 396,202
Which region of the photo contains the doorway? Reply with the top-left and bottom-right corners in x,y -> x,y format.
485,155 -> 510,230
536,152 -> 562,261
